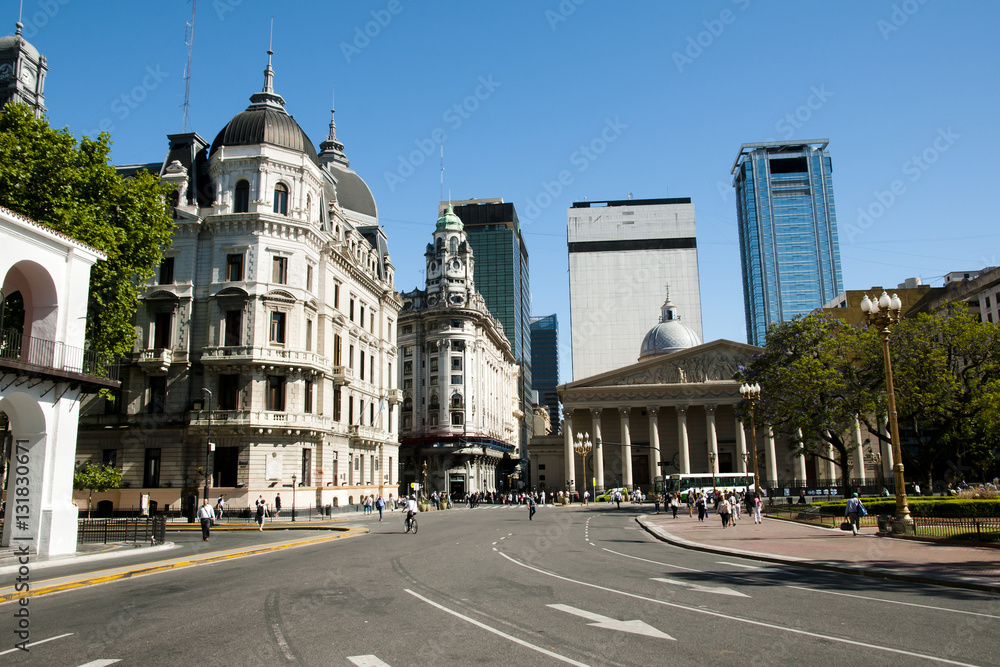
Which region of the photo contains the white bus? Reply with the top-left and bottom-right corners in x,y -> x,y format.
663,473 -> 755,500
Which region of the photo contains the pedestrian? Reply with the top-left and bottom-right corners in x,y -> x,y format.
686,491 -> 695,517
729,491 -> 740,525
255,495 -> 268,531
670,493 -> 680,519
614,490 -> 622,510
197,499 -> 215,541
752,493 -> 763,524
274,493 -> 282,518
845,492 -> 866,535
583,490 -> 590,505
653,493 -> 661,514
696,493 -> 706,522
376,494 -> 385,521
216,494 -> 226,521
528,494 -> 536,520
718,494 -> 732,529
913,482 -> 921,496
388,493 -> 394,511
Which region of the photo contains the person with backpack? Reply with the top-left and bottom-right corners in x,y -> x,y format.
375,495 -> 386,521
845,492 -> 867,535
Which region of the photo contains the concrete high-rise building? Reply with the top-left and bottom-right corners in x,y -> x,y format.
529,314 -> 559,429
732,140 -> 843,346
567,197 -> 703,380
445,199 -> 533,454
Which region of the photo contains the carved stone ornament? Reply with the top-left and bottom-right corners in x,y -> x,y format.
611,350 -> 747,386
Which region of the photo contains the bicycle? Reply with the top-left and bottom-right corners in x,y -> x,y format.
404,514 -> 418,534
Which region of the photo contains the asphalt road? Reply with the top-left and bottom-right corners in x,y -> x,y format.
2,504 -> 998,666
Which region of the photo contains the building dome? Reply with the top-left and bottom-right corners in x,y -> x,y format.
435,204 -> 464,232
208,51 -> 319,165
0,23 -> 39,61
639,288 -> 701,359
317,97 -> 376,218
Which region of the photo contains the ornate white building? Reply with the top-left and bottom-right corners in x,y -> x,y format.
76,53 -> 401,513
397,206 -> 519,497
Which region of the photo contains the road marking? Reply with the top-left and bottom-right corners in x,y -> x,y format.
602,547 -> 705,573
785,585 -> 1000,619
717,561 -> 762,570
75,661 -> 121,667
347,656 -> 391,667
651,577 -> 750,598
0,632 -> 73,656
496,552 -> 979,666
547,604 -> 674,640
405,589 -> 591,666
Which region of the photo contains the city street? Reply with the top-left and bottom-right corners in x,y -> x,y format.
2,505 -> 998,666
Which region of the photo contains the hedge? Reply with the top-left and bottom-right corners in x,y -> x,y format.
814,498 -> 1000,517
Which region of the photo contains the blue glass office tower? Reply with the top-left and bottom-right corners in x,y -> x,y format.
529,314 -> 559,428
732,140 -> 843,346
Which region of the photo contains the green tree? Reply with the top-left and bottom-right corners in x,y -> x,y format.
738,314 -> 882,492
73,461 -> 124,518
890,305 -> 1000,486
0,104 -> 174,359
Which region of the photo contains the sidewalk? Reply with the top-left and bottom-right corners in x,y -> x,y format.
637,511 -> 1000,594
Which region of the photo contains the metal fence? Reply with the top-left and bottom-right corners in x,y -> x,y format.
78,517 -> 166,545
764,505 -> 1000,542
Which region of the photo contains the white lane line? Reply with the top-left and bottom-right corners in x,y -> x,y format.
603,547 -> 705,573
75,661 -> 121,667
404,589 -> 591,667
785,585 -> 1000,619
347,656 -> 391,667
496,553 -> 979,666
651,577 -> 750,598
717,561 -> 762,570
0,632 -> 73,656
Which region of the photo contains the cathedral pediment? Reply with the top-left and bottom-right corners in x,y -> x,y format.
562,339 -> 759,390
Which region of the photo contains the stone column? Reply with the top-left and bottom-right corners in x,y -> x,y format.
794,428 -> 807,482
676,406 -> 690,474
619,407 -> 632,489
648,407 -> 661,485
826,443 -> 838,483
853,416 -> 866,483
592,408 -> 605,494
765,427 -> 778,485
705,405 -> 719,477
734,410 -> 747,473
563,407 -> 575,494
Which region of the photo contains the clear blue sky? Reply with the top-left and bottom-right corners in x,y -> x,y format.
17,0 -> 1000,383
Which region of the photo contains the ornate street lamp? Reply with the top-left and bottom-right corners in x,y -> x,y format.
739,382 -> 762,497
860,291 -> 913,532
574,432 -> 592,502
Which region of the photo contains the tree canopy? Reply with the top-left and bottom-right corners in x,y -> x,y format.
0,104 -> 173,358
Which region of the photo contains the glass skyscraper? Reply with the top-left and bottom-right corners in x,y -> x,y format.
448,200 -> 533,451
529,314 -> 559,428
732,140 -> 843,346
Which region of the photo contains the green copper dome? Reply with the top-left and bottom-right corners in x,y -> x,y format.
435,204 -> 464,231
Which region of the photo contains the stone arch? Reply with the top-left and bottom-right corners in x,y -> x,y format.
0,389 -> 47,436
2,259 -> 60,343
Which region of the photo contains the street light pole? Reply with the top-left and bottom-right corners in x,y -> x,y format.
740,382 -> 762,497
574,432 -> 592,502
202,388 -> 212,502
291,473 -> 296,522
861,291 -> 913,532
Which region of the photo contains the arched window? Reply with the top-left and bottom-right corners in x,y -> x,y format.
429,394 -> 440,411
451,393 -> 463,409
449,237 -> 458,254
273,183 -> 289,215
234,180 -> 250,213
403,397 -> 413,412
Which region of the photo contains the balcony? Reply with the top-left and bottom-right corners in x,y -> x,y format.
201,346 -> 330,375
332,365 -> 354,386
0,328 -> 119,389
189,409 -> 333,434
135,348 -> 189,373
349,424 -> 386,445
386,388 -> 404,404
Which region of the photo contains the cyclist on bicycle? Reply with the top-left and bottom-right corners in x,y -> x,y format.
405,495 -> 418,528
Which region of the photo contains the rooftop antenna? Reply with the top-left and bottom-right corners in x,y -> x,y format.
181,0 -> 197,132
439,136 -> 445,202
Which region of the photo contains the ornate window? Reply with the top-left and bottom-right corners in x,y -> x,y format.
273,183 -> 289,215
234,180 -> 250,213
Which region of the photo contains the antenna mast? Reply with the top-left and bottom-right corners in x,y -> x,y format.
439,137 -> 445,202
182,0 -> 197,132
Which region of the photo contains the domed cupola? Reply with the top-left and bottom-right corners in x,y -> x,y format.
209,50 -> 319,164
435,204 -> 464,232
317,90 -> 378,219
639,287 -> 701,359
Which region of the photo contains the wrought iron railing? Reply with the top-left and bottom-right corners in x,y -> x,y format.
77,516 -> 166,544
0,328 -> 119,382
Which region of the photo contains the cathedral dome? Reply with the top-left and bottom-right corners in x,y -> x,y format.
208,51 -> 319,165
639,288 -> 701,359
0,23 -> 39,61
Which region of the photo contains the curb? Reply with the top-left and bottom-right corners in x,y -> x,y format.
635,516 -> 1000,595
0,526 -> 368,604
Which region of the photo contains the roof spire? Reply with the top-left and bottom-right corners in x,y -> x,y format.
16,0 -> 22,34
660,285 -> 679,322
318,84 -> 349,166
262,18 -> 275,94
248,19 -> 285,109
